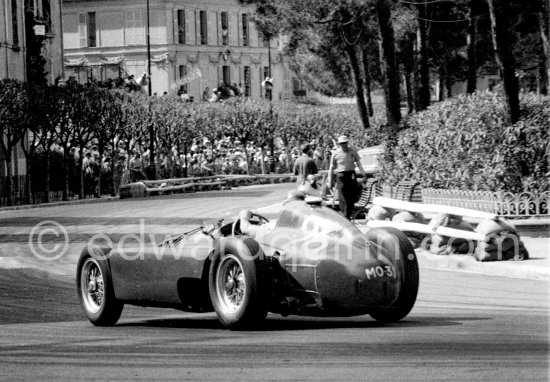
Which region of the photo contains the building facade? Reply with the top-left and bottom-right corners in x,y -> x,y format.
62,0 -> 302,100
1,0 -> 64,83
0,0 -> 26,81
1,0 -> 64,184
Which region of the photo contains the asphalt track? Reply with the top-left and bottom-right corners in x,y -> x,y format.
0,184 -> 548,381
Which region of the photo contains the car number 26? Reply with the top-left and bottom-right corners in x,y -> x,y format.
365,265 -> 397,279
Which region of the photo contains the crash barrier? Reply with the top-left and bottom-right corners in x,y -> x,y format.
422,188 -> 550,218
360,197 -> 530,262
119,174 -> 298,199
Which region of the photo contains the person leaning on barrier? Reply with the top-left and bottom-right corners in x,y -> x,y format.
327,135 -> 366,220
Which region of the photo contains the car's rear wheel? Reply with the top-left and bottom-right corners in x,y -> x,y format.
209,238 -> 268,329
76,249 -> 123,326
366,227 -> 419,323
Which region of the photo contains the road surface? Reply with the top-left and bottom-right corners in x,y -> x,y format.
0,184 -> 548,381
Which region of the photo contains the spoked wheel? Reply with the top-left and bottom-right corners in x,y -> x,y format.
209,238 -> 269,329
80,257 -> 105,314
76,249 -> 123,326
215,254 -> 247,313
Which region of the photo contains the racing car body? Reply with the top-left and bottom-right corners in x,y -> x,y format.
77,198 -> 419,329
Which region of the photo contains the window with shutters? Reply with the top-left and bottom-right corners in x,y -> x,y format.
125,9 -> 144,46
242,14 -> 249,46
177,10 -> 185,44
179,65 -> 188,92
283,68 -> 290,92
11,0 -> 19,46
222,66 -> 231,85
42,0 -> 52,33
221,12 -> 228,46
87,12 -> 97,47
199,11 -> 207,45
244,66 -> 250,97
79,13 -> 87,47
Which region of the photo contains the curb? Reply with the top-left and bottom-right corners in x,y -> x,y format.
415,250 -> 550,280
0,196 -> 120,212
119,174 -> 297,199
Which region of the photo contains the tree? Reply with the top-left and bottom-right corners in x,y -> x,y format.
241,0 -> 372,129
416,1 -> 431,109
539,0 -> 549,94
92,90 -> 127,195
119,92 -> 151,167
53,83 -> 79,201
221,98 -> 274,174
67,84 -> 104,198
467,0 -> 481,93
487,0 -> 520,123
541,0 -> 550,93
20,84 -> 48,204
342,21 -> 370,129
37,85 -> 70,202
0,80 -> 32,205
152,97 -> 196,178
376,0 -> 401,126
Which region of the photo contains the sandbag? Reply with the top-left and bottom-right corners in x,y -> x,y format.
475,218 -> 517,236
367,205 -> 395,221
392,211 -> 427,248
427,214 -> 476,255
473,218 -> 526,261
474,232 -> 528,261
428,234 -> 452,255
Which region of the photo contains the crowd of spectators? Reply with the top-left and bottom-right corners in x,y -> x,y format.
43,75 -> 336,198
59,136 -> 335,198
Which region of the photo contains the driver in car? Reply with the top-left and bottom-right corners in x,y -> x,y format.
237,210 -> 276,240
237,188 -> 311,239
298,174 -> 321,197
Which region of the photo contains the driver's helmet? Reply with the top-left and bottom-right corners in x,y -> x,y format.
239,210 -> 254,220
286,190 -> 306,202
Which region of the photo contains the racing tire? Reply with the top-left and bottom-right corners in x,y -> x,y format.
366,228 -> 419,323
76,248 -> 123,326
209,238 -> 269,329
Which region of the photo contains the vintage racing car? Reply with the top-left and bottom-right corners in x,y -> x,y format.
77,195 -> 419,329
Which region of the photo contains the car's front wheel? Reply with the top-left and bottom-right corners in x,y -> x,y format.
366,227 -> 419,323
209,238 -> 269,329
76,249 -> 123,326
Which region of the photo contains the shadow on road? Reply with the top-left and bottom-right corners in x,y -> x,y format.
118,314 -> 492,331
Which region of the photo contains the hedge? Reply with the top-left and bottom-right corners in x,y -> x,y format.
380,91 -> 549,193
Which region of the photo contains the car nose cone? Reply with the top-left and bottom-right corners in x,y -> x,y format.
315,249 -> 400,314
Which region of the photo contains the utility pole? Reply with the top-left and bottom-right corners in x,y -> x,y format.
146,0 -> 152,97
146,0 -> 156,180
267,38 -> 275,173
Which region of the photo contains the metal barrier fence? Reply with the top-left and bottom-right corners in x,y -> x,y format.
0,175 -> 89,207
421,188 -> 549,217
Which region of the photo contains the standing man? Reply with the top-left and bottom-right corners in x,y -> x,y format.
129,153 -> 146,182
327,135 -> 366,220
293,143 -> 318,185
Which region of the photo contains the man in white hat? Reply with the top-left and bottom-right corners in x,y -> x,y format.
327,135 -> 366,219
